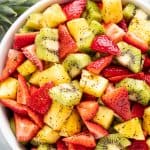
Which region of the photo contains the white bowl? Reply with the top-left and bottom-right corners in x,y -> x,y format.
0,0 -> 149,149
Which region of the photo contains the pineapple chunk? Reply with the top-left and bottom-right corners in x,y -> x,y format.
60,110 -> 81,137
93,106 -> 114,129
17,60 -> 37,76
80,70 -> 108,97
102,0 -> 123,23
42,4 -> 66,28
29,64 -> 71,86
114,118 -> 145,140
0,77 -> 18,99
44,101 -> 73,131
143,107 -> 150,135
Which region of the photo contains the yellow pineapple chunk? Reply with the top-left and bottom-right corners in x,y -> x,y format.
143,107 -> 150,135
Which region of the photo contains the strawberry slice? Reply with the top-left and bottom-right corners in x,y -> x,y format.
14,113 -> 39,142
77,101 -> 99,121
57,140 -> 67,150
22,44 -> 43,71
27,82 -> 54,115
82,93 -> 97,101
143,56 -> 150,68
102,87 -> 131,121
63,131 -> 96,148
143,74 -> 150,86
29,85 -> 38,95
117,19 -> 128,32
84,121 -> 108,139
91,35 -> 121,56
63,0 -> 86,20
128,140 -> 148,150
0,49 -> 24,81
86,55 -> 113,74
13,32 -> 38,50
59,24 -> 78,59
68,143 -> 94,150
123,32 -> 149,53
17,74 -> 31,105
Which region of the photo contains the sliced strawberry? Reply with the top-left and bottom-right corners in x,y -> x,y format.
143,56 -> 150,68
17,74 -> 31,105
128,140 -> 148,150
13,32 -> 38,50
29,85 -> 38,95
123,32 -> 149,53
0,49 -> 24,81
63,0 -> 86,20
14,113 -> 39,142
91,35 -> 121,56
22,44 -> 43,71
68,143 -> 94,150
86,55 -> 113,74
102,87 -> 131,120
104,23 -> 126,43
131,103 -> 145,119
58,24 -> 78,59
27,82 -> 53,115
57,140 -> 67,150
82,93 -> 97,101
77,101 -> 99,121
84,121 -> 108,139
63,131 -> 96,148
118,19 -> 128,32
143,74 -> 150,86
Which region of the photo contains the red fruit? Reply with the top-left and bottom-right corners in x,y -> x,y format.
131,103 -> 145,119
63,0 -> 86,20
29,85 -> 38,95
102,87 -> 131,120
102,66 -> 131,78
22,44 -> 43,71
82,93 -> 97,101
105,83 -> 115,94
13,32 -> 38,50
14,113 -> 39,142
123,32 -> 149,53
58,24 -> 78,59
143,56 -> 150,68
0,49 -> 24,81
91,35 -> 121,56
128,140 -> 148,150
63,131 -> 96,148
17,74 -> 31,105
84,121 -> 108,139
57,140 -> 67,150
27,82 -> 54,115
143,74 -> 150,86
118,19 -> 128,32
87,55 -> 113,74
104,23 -> 126,43
77,101 -> 99,121
68,143 -> 94,150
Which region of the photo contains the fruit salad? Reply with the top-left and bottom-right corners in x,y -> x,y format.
0,0 -> 150,149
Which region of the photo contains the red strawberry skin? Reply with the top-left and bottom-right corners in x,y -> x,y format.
57,140 -> 67,150
143,74 -> 150,86
143,56 -> 150,68
58,24 -> 78,59
102,87 -> 131,121
82,93 -> 97,101
13,32 -> 38,50
63,0 -> 86,20
91,35 -> 121,56
118,19 -> 128,32
68,143 -> 94,150
29,85 -> 38,95
27,82 -> 54,115
87,55 -> 113,74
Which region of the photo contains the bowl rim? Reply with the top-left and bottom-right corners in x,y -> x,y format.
0,0 -> 149,149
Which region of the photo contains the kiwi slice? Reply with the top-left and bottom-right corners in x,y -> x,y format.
37,144 -> 51,150
95,134 -> 131,150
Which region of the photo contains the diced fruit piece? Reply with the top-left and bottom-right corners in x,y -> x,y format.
0,77 -> 18,99
143,56 -> 150,68
49,81 -> 82,106
87,55 -> 113,74
35,28 -> 59,62
102,0 -> 123,23
37,144 -> 51,150
44,101 -> 73,131
116,42 -> 142,73
95,134 -> 131,150
29,64 -> 71,86
80,70 -> 108,97
146,138 -> 150,149
63,0 -> 86,20
22,45 -> 43,71
104,23 -> 126,43
63,131 -> 96,148
143,74 -> 150,86
118,19 -> 128,32
0,49 -> 24,81
19,25 -> 33,34
143,107 -> 150,135
17,60 -> 37,76
93,106 -> 114,129
77,101 -> 99,121
13,32 -> 38,50
29,85 -> 38,95
58,24 -> 78,59
14,113 -> 39,142
57,140 -> 67,150
82,93 -> 97,101
134,9 -> 148,20
60,110 -> 81,137
68,143 -> 93,150
10,117 -> 15,134
116,78 -> 150,106
27,82 -> 53,115
63,53 -> 91,78
42,4 -> 66,28
91,35 -> 121,56
17,74 -> 30,105
105,83 -> 115,94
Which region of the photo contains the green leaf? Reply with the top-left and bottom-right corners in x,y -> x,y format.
23,0 -> 39,6
0,14 -> 12,25
11,5 -> 29,15
0,5 -> 17,16
0,25 -> 5,39
7,0 -> 28,6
